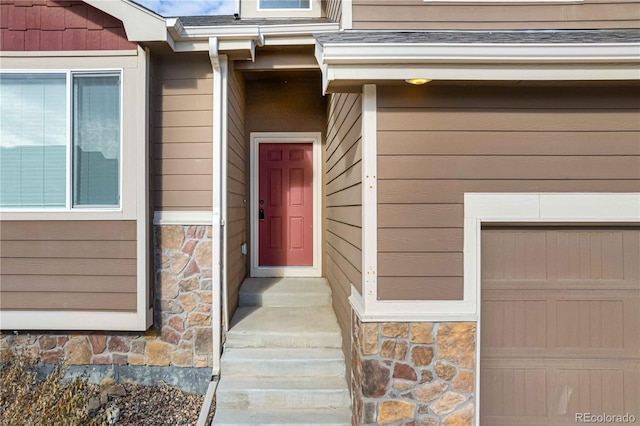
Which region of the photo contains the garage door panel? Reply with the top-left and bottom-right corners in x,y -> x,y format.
481,360 -> 639,424
480,367 -> 547,418
482,299 -> 547,349
481,228 -> 640,425
482,230 -> 547,280
555,368 -> 625,416
483,228 -> 639,283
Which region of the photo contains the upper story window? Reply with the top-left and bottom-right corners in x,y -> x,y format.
0,72 -> 121,210
242,0 -> 320,18
259,0 -> 311,9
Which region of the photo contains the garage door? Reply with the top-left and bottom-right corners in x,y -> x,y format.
480,227 -> 640,425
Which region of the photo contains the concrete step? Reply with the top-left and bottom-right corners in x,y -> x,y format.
221,348 -> 345,377
226,306 -> 342,349
212,408 -> 352,425
239,278 -> 331,308
216,377 -> 351,410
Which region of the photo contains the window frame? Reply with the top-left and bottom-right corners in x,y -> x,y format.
257,0 -> 312,11
0,69 -> 124,213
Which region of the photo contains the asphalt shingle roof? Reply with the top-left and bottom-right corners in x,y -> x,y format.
314,29 -> 640,45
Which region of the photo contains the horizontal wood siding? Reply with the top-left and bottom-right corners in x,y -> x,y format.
377,85 -> 640,301
226,63 -> 247,319
325,92 -> 363,377
0,0 -> 136,51
0,221 -> 137,311
245,75 -> 326,135
351,0 -> 640,30
153,53 -> 213,211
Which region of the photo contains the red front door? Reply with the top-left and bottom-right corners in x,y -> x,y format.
259,143 -> 313,267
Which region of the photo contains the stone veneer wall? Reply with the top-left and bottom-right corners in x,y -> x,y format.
351,311 -> 476,426
0,225 -> 213,372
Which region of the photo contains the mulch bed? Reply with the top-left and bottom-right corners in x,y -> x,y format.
86,382 -> 215,426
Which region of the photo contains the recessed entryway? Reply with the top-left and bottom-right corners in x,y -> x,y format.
250,132 -> 322,277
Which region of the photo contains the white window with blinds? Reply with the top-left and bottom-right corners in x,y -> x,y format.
0,71 -> 121,210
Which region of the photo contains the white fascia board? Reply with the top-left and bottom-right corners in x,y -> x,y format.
259,23 -> 339,45
165,20 -> 338,51
84,0 -> 166,42
259,22 -> 339,46
166,21 -> 262,53
327,63 -> 640,82
320,42 -> 640,65
168,20 -> 262,41
173,40 -> 213,53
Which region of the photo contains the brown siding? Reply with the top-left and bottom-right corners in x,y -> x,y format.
0,221 -> 137,311
153,53 -> 213,211
481,227 -> 640,424
0,0 -> 136,51
325,0 -> 342,23
226,62 -> 247,319
351,0 -> 640,30
377,85 -> 640,301
325,92 -> 362,379
245,75 -> 326,134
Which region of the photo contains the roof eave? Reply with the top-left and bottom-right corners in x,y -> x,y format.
315,41 -> 640,93
84,0 -> 167,42
167,19 -> 340,52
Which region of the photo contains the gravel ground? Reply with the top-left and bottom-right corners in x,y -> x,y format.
87,382 -> 215,426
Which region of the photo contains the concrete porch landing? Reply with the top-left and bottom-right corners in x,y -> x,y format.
212,278 -> 351,425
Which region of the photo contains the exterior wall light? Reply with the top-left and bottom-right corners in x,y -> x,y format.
406,78 -> 430,85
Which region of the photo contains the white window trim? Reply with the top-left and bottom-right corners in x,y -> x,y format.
0,69 -> 124,213
249,132 -> 323,278
240,0 -> 321,19
0,47 -> 151,331
0,52 -> 141,221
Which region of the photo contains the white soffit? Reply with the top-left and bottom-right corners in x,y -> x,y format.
316,41 -> 640,89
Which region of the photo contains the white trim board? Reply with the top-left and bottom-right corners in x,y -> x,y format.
153,211 -> 214,226
0,311 -> 151,332
351,192 -> 640,323
249,132 -> 323,278
341,0 -> 353,30
361,85 -> 378,308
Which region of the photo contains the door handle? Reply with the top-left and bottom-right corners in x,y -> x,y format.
259,208 -> 265,221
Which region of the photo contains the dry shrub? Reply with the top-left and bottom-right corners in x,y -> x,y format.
0,352 -> 107,426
